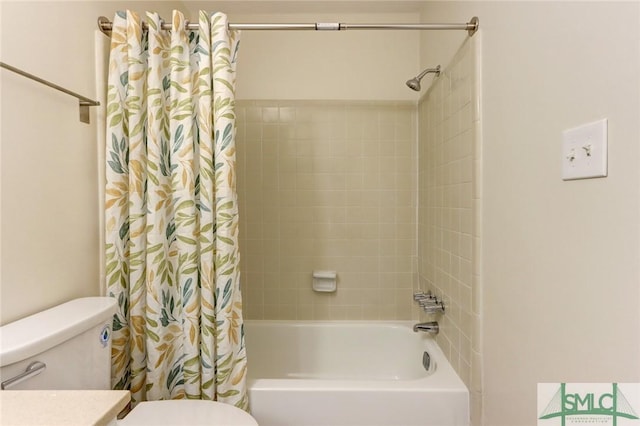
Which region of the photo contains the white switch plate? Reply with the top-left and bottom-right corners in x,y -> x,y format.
562,118 -> 608,180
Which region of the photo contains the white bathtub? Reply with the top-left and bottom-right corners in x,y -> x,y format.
244,321 -> 469,426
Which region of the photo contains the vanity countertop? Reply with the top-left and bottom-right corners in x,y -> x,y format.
0,390 -> 130,425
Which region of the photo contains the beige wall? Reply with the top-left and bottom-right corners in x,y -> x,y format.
417,34 -> 481,424
421,2 -> 640,425
0,1 -> 182,325
236,100 -> 417,320
181,3 -> 422,101
232,12 -> 420,101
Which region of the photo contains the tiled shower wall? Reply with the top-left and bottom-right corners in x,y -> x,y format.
417,36 -> 482,422
236,100 -> 417,320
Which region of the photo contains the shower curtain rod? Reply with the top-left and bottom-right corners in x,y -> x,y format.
97,16 -> 479,36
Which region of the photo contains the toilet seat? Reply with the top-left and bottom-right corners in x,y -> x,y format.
117,400 -> 258,426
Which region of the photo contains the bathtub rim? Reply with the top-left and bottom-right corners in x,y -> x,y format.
243,320 -> 468,392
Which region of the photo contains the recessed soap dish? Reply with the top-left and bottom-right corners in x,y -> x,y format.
312,271 -> 337,292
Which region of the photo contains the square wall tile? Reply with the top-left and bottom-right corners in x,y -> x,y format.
237,100 -> 417,321
417,36 -> 481,395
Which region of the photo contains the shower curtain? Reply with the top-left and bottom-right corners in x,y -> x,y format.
104,10 -> 247,409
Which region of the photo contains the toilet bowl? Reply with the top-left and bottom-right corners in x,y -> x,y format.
119,400 -> 257,426
0,297 -> 258,426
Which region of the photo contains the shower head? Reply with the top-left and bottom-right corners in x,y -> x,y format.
406,78 -> 422,91
406,65 -> 441,91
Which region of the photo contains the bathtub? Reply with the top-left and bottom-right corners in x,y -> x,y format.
244,321 -> 469,426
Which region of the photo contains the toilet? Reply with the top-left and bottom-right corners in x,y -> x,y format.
0,297 -> 258,426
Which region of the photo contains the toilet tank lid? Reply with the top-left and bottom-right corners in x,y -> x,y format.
0,297 -> 117,367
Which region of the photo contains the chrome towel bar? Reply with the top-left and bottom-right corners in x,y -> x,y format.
0,62 -> 100,124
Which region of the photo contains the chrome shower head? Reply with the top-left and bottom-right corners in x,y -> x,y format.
406,78 -> 422,91
406,65 -> 441,91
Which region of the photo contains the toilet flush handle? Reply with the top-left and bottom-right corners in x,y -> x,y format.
1,361 -> 46,390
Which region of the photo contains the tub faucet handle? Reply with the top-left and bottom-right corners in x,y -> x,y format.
413,290 -> 435,301
413,290 -> 428,300
418,296 -> 441,306
422,301 -> 445,314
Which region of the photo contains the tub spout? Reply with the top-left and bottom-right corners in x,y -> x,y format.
413,321 -> 439,335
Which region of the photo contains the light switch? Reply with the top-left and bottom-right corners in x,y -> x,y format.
562,118 -> 608,181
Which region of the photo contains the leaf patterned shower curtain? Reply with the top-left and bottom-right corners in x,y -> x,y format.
104,10 -> 247,409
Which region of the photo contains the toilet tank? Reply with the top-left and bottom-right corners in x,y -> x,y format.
0,297 -> 117,390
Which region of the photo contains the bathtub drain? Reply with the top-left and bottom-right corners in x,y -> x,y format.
422,351 -> 431,371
